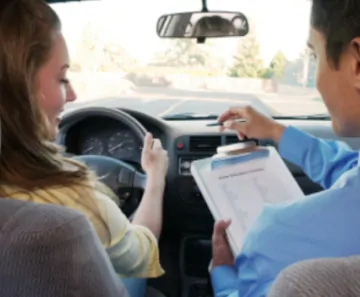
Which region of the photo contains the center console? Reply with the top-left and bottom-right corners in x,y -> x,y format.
174,137 -> 221,297
177,156 -> 211,207
180,235 -> 214,297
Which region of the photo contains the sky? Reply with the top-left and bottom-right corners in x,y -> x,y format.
51,0 -> 311,65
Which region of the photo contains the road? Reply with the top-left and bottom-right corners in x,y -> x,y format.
65,87 -> 327,117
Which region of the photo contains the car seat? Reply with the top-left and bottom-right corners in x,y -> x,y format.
268,256 -> 360,297
0,198 -> 128,297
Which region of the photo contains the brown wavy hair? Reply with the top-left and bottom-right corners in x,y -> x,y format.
0,0 -> 92,188
0,0 -> 111,241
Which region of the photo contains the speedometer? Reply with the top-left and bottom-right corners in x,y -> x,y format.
107,131 -> 138,159
81,136 -> 104,155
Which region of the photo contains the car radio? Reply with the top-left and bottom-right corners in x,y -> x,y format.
178,157 -> 196,176
178,156 -> 211,176
177,156 -> 211,206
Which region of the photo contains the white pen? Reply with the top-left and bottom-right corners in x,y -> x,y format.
206,118 -> 247,127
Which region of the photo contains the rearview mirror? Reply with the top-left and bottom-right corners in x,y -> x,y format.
156,11 -> 249,39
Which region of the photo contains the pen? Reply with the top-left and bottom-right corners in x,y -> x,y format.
206,119 -> 247,127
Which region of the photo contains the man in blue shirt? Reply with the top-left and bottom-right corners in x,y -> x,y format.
211,0 -> 360,296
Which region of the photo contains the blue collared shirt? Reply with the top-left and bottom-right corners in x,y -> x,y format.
210,126 -> 360,297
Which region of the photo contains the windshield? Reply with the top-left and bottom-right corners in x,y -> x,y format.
52,0 -> 325,119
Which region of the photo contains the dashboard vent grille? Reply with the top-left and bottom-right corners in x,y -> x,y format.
189,136 -> 221,152
225,135 -> 239,145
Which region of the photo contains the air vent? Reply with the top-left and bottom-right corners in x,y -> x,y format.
225,135 -> 239,145
189,136 -> 221,152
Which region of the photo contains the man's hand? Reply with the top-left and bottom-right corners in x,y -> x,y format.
211,219 -> 234,270
217,106 -> 285,142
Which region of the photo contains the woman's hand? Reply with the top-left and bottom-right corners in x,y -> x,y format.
141,132 -> 168,183
217,106 -> 286,142
133,133 -> 168,238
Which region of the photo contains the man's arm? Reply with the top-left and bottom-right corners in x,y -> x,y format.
210,265 -> 238,297
278,126 -> 358,189
210,220 -> 239,297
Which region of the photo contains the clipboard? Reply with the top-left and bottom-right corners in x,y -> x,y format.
190,140 -> 304,256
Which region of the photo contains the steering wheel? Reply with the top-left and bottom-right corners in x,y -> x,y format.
58,107 -> 147,217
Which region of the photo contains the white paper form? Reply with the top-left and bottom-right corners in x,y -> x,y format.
195,147 -> 304,255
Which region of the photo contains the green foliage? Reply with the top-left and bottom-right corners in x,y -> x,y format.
99,43 -> 138,71
282,48 -> 317,87
70,22 -> 138,72
258,51 -> 287,80
227,32 -> 264,78
269,51 -> 286,78
151,39 -> 210,67
149,39 -> 226,76
260,68 -> 274,79
70,22 -> 101,72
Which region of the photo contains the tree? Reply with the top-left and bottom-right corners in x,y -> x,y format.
151,39 -> 210,67
307,54 -> 317,87
70,22 -> 138,72
227,30 -> 264,78
260,51 -> 287,79
149,39 -> 226,76
70,22 -> 103,72
282,48 -> 316,87
99,42 -> 138,72
270,51 -> 287,78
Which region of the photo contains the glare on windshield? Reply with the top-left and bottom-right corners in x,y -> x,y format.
52,0 -> 326,118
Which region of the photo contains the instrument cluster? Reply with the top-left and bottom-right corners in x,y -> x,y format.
80,129 -> 141,162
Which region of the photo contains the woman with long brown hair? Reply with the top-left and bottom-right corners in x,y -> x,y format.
0,1 -> 168,296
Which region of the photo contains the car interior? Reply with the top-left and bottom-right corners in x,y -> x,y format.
31,0 -> 360,296
60,109 -> 360,297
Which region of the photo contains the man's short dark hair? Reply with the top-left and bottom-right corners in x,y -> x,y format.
311,0 -> 360,67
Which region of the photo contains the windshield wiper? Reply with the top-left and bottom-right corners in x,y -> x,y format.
162,112 -> 218,120
273,113 -> 331,120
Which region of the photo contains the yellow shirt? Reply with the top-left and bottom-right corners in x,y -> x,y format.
2,182 -> 164,278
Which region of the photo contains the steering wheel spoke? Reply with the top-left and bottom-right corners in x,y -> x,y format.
73,154 -> 146,191
133,171 -> 147,190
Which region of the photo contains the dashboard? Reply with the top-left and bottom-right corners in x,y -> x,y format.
61,108 -> 360,235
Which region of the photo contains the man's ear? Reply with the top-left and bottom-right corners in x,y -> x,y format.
349,38 -> 360,89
